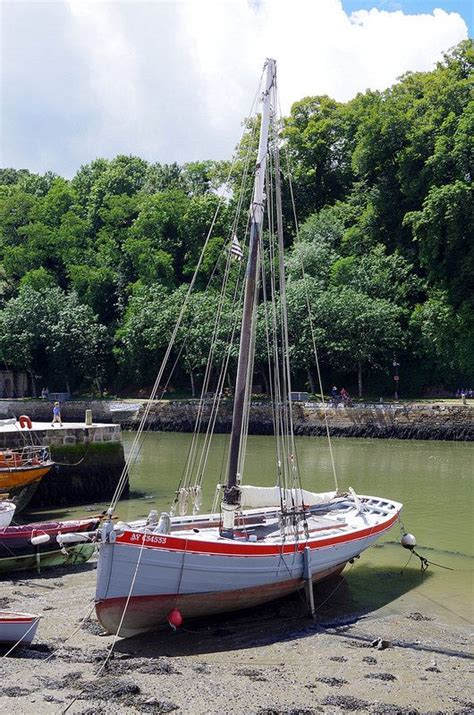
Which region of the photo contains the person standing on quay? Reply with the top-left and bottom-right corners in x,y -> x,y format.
51,401 -> 62,426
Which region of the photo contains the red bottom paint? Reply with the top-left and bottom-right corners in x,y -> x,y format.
96,562 -> 346,637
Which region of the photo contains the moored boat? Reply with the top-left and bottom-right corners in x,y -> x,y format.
0,610 -> 40,646
0,516 -> 101,574
96,496 -> 401,636
95,59 -> 403,637
0,416 -> 55,513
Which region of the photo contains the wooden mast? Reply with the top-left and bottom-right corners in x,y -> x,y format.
222,59 -> 276,531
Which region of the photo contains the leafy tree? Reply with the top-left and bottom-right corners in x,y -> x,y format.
84,155 -> 148,228
331,244 -> 422,306
283,96 -> 354,219
286,282 -> 405,396
405,180 -> 473,308
143,162 -> 185,194
0,287 -> 108,392
410,290 -> 474,379
0,186 -> 38,245
116,285 -> 236,393
20,267 -> 57,292
68,265 -> 119,325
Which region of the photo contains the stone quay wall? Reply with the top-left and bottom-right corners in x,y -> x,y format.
129,400 -> 473,441
1,398 -> 472,442
0,399 -> 128,424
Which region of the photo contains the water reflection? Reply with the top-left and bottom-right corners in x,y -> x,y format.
26,432 -> 473,625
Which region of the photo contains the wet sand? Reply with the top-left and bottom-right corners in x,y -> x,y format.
0,560 -> 472,714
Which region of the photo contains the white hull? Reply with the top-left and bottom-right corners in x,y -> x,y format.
0,611 -> 40,645
0,500 -> 16,527
96,495 -> 402,636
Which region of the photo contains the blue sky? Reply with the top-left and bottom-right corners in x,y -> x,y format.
1,0 -> 470,177
342,1 -> 472,34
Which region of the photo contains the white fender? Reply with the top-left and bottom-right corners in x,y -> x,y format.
56,532 -> 90,545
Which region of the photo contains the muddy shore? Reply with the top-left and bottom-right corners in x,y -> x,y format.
1,560 -> 472,714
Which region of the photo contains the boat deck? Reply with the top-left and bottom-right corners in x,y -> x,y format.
126,496 -> 401,547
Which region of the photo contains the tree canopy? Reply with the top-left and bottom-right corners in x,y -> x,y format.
0,41 -> 472,397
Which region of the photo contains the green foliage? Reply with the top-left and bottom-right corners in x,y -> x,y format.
284,95 -> 353,219
285,280 -> 405,392
20,267 -> 57,291
405,181 -> 473,307
330,244 -> 422,305
0,40 -> 471,394
410,290 -> 474,377
0,287 -> 108,389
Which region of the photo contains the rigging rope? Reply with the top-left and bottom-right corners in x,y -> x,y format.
108,68 -> 266,513
281,123 -> 340,493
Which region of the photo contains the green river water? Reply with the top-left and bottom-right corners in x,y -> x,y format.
30,432 -> 473,626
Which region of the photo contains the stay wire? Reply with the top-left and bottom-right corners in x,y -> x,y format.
280,118 -> 340,493
108,69 -> 266,513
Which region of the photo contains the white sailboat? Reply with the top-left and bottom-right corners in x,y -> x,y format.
95,59 -> 402,637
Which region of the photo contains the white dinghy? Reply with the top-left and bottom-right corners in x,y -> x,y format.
0,610 -> 40,646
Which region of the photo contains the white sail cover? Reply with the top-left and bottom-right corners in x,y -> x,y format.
0,418 -> 16,427
239,485 -> 337,509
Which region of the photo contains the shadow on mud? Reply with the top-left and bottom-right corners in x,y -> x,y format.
113,561 -> 430,657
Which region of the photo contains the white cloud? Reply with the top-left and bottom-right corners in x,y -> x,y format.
0,0 -> 468,176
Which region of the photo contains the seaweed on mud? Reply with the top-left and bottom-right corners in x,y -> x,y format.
406,612 -> 433,622
11,590 -> 37,599
322,695 -> 370,711
365,672 -> 398,682
3,686 -> 33,697
362,656 -> 378,664
314,677 -> 348,687
77,676 -> 141,701
80,617 -> 106,635
235,667 -> 268,681
0,597 -> 11,608
107,656 -> 181,675
40,670 -> 84,690
328,655 -> 348,662
371,706 -> 419,714
193,662 -> 211,674
450,698 -> 474,710
0,643 -> 51,660
58,645 -> 108,663
43,694 -> 64,704
139,698 -> 180,713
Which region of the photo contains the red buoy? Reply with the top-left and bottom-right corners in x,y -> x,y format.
167,608 -> 183,630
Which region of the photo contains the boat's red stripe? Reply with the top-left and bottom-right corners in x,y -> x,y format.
116,511 -> 399,556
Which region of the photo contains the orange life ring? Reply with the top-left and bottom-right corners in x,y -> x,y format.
19,415 -> 33,429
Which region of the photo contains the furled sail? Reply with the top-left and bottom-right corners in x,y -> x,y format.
239,485 -> 337,509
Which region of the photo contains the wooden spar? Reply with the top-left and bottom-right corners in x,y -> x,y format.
224,59 -> 276,516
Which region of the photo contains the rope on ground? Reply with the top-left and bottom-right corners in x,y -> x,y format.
61,528 -> 149,714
